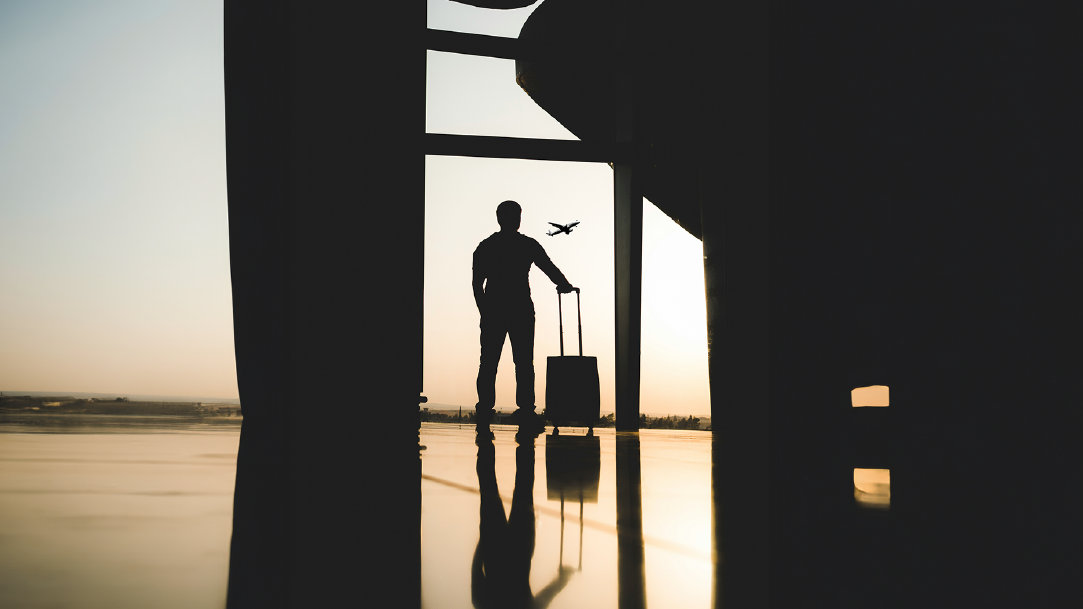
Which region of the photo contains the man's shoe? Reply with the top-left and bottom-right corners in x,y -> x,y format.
509,408 -> 545,432
507,408 -> 538,422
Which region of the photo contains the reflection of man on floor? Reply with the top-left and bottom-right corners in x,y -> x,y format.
473,200 -> 575,433
472,431 -> 572,609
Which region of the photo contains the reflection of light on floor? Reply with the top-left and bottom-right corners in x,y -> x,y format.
853,468 -> 891,509
851,385 -> 890,407
419,425 -> 713,609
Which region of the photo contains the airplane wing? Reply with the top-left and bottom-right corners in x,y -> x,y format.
548,222 -> 564,228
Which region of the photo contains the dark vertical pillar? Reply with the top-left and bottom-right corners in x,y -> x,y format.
224,2 -> 425,608
613,165 -> 643,431
612,0 -> 643,431
615,432 -> 646,609
695,0 -> 771,607
224,3 -> 292,605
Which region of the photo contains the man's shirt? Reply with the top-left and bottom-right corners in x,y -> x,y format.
473,231 -> 570,312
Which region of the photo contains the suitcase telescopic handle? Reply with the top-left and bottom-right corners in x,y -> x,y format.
558,288 -> 582,357
557,492 -> 585,572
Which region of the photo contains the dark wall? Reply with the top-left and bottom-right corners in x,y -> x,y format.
755,3 -> 1082,607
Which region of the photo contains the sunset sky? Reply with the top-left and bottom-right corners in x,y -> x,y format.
0,1 -> 711,416
0,0 -> 234,401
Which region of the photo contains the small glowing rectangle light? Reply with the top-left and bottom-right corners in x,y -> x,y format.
853,468 -> 891,509
851,385 -> 890,407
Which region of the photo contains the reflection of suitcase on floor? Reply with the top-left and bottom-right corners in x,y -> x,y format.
545,433 -> 599,572
545,434 -> 601,503
545,289 -> 600,433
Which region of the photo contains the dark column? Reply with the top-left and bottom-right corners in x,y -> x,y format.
612,0 -> 643,431
223,4 -> 292,605
613,164 -> 643,431
695,0 -> 771,607
224,3 -> 425,608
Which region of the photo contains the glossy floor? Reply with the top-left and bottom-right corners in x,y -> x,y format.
5,417 -> 1072,608
0,417 -> 239,609
420,422 -> 714,609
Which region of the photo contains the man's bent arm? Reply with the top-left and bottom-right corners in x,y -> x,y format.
533,243 -> 573,292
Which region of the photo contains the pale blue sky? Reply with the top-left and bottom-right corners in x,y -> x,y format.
0,0 -> 710,415
0,0 -> 233,400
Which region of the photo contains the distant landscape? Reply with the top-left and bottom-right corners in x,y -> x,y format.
0,394 -> 710,431
0,393 -> 241,420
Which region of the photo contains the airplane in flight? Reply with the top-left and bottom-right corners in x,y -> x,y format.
546,221 -> 580,236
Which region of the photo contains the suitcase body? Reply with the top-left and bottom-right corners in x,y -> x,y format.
544,290 -> 600,431
545,356 -> 600,429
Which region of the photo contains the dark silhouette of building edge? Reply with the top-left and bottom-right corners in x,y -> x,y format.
223,2 -> 1080,608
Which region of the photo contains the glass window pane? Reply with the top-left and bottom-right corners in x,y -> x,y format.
854,468 -> 891,509
427,50 -> 576,140
851,385 -> 890,407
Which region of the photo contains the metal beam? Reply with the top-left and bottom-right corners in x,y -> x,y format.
426,28 -> 519,60
425,133 -> 626,163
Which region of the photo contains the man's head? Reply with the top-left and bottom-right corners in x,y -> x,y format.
496,200 -> 521,232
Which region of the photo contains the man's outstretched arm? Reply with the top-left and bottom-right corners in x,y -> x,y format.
533,242 -> 575,293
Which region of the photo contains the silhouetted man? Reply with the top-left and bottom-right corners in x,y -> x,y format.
473,200 -> 575,433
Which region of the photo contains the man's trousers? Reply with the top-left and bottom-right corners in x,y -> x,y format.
476,307 -> 536,412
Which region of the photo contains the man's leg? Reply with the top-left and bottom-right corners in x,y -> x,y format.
476,313 -> 507,416
508,309 -> 537,412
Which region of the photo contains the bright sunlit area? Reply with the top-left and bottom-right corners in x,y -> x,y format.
851,385 -> 890,407
423,3 -> 710,418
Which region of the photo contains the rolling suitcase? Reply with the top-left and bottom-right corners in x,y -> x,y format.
545,289 -> 600,434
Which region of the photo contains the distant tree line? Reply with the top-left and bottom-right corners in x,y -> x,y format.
631,414 -> 706,430
419,408 -> 708,431
0,395 -> 240,418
